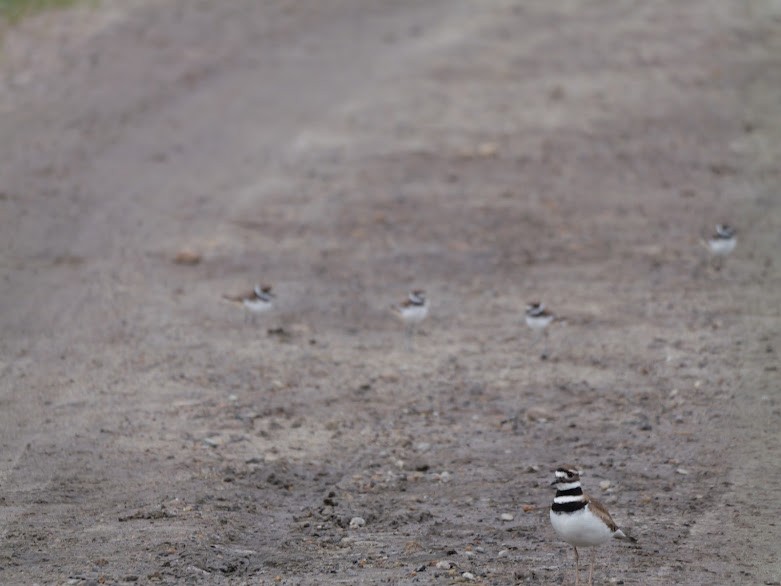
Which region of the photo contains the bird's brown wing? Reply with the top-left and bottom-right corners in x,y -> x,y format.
222,290 -> 253,303
585,495 -> 619,532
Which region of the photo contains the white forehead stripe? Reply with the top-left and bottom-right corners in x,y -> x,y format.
555,470 -> 570,478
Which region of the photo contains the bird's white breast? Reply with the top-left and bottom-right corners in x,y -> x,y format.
550,506 -> 614,547
708,237 -> 736,256
526,314 -> 553,330
243,299 -> 273,313
400,304 -> 428,323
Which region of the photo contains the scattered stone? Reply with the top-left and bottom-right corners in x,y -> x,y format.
548,85 -> 565,100
500,513 -> 514,521
521,504 -> 536,513
599,480 -> 611,491
173,248 -> 201,265
436,561 -> 452,570
498,549 -> 509,558
676,468 -> 689,475
476,142 -> 498,157
462,571 -> 476,581
526,407 -> 555,422
202,436 -> 221,447
349,516 -> 366,528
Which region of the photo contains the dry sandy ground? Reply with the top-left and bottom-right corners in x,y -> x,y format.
1,1 -> 780,584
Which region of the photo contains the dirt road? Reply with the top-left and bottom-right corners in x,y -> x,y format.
1,1 -> 780,584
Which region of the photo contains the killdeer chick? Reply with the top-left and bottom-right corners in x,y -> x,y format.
525,302 -> 554,359
223,284 -> 275,323
550,465 -> 635,586
391,289 -> 428,350
704,224 -> 736,269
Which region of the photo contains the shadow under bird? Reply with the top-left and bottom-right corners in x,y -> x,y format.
550,465 -> 636,586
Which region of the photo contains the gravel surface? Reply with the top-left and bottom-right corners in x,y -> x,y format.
1,1 -> 780,584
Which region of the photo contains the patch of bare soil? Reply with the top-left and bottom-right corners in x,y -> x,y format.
1,1 -> 780,584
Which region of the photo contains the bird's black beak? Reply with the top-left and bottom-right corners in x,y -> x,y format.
550,479 -> 559,487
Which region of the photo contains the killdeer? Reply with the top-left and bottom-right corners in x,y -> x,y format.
525,302 -> 554,358
525,302 -> 554,331
391,289 -> 428,349
703,224 -> 736,269
550,466 -> 635,586
223,284 -> 275,323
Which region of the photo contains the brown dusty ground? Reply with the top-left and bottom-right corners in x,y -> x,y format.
1,1 -> 780,584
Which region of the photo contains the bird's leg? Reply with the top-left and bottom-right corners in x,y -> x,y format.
588,548 -> 594,586
404,323 -> 413,352
711,255 -> 724,271
243,309 -> 249,324
530,331 -> 540,357
542,330 -> 550,360
574,546 -> 580,586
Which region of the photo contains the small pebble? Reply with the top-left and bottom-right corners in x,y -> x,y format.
349,516 -> 366,528
436,561 -> 452,570
476,142 -> 498,157
462,571 -> 476,581
676,468 -> 689,475
500,513 -> 514,521
599,480 -> 611,491
173,248 -> 201,265
498,549 -> 509,558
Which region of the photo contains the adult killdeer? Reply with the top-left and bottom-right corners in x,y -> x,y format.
525,302 -> 554,331
391,289 -> 428,349
223,284 -> 275,323
525,302 -> 554,358
550,465 -> 635,586
703,224 -> 736,269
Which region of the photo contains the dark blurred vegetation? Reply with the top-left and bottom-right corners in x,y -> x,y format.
1,0 -> 84,23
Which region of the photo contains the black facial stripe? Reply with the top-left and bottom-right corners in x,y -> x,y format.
551,501 -> 587,513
